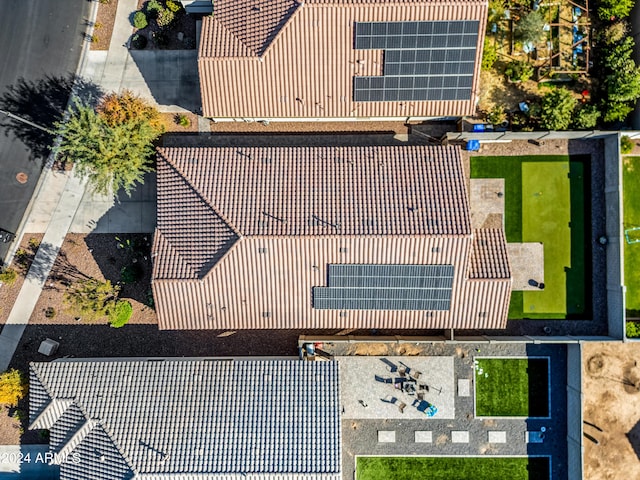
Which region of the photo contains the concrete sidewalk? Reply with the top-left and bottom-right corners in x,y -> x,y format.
0,0 -> 141,371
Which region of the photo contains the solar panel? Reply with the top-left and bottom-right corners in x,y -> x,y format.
353,20 -> 478,102
313,264 -> 454,310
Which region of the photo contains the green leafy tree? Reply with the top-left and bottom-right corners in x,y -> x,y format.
598,0 -> 634,20
110,300 -> 133,328
54,94 -> 163,197
504,60 -> 534,82
540,88 -> 577,130
0,369 -> 27,407
604,101 -> 634,123
514,10 -> 545,45
64,278 -> 121,322
572,104 -> 601,130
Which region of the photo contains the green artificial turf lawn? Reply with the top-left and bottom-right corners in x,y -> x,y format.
624,157 -> 640,312
470,155 -> 588,318
356,456 -> 550,480
521,162 -> 571,315
475,358 -> 549,417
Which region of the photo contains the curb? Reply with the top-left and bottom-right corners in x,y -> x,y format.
1,0 -> 100,269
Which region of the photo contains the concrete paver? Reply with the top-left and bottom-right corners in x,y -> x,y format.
377,431 -> 396,443
414,431 -> 432,443
488,431 -> 507,443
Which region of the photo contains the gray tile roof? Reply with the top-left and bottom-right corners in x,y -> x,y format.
29,359 -> 341,480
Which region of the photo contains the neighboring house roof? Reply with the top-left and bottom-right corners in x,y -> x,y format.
29,358 -> 341,480
152,145 -> 512,331
198,0 -> 488,119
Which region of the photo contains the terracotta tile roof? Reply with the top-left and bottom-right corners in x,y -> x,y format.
469,228 -> 511,279
152,145 -> 511,331
156,145 -> 471,239
198,0 -> 488,119
154,158 -> 239,279
203,0 -> 301,57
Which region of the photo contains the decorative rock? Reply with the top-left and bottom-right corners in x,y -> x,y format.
177,32 -> 184,41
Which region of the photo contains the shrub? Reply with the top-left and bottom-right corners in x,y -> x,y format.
0,267 -> 17,286
504,60 -> 534,83
28,237 -> 40,250
598,0 -> 634,20
166,0 -> 183,13
482,37 -> 498,70
91,35 -> 99,44
0,370 -> 27,407
175,113 -> 191,127
486,105 -> 507,125
120,263 -> 143,284
44,307 -> 56,318
514,10 -> 545,45
627,321 -> 640,338
157,7 -> 175,28
604,101 -> 634,123
64,278 -> 121,322
621,135 -> 635,154
152,31 -> 169,48
146,0 -> 162,18
488,0 -> 505,26
133,11 -> 148,29
540,87 -> 577,130
601,21 -> 628,45
572,104 -> 601,130
14,248 -> 28,264
131,33 -> 148,49
110,300 -> 133,328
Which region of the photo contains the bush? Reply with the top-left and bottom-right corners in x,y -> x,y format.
488,0 -> 505,26
166,0 -> 183,13
572,104 -> 601,130
487,105 -> 507,125
131,33 -> 147,49
110,300 -> 133,328
175,113 -> 191,127
598,0 -> 634,20
514,10 -> 545,45
0,370 -> 27,407
152,31 -> 169,48
146,0 -> 162,18
601,21 -> 628,45
482,37 -> 498,70
621,135 -> 635,154
540,88 -> 577,130
0,267 -> 17,286
504,60 -> 534,83
28,237 -> 40,250
120,263 -> 143,284
44,307 -> 56,319
627,321 -> 640,338
157,7 -> 175,28
604,101 -> 634,123
133,11 -> 148,29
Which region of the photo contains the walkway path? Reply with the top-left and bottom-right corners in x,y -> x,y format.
0,0 -> 138,371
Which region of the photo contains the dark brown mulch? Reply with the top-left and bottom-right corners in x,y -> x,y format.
91,0 -> 119,51
132,0 -> 197,50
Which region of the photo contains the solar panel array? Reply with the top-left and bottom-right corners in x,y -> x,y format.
353,21 -> 479,102
313,264 -> 454,310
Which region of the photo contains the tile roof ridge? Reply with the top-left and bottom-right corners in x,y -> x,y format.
259,0 -> 303,58
51,417 -> 99,464
30,397 -> 73,430
152,229 -> 199,279
158,149 -> 242,239
212,16 -> 259,57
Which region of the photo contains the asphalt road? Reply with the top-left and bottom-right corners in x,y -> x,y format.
0,0 -> 92,263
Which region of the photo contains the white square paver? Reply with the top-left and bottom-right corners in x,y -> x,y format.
378,430 -> 396,443
457,378 -> 470,397
488,431 -> 507,443
451,431 -> 469,443
414,431 -> 433,443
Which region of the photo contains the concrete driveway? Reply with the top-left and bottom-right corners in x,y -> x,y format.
125,50 -> 200,113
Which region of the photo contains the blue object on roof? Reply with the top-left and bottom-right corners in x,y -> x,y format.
472,124 -> 486,132
466,140 -> 481,151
